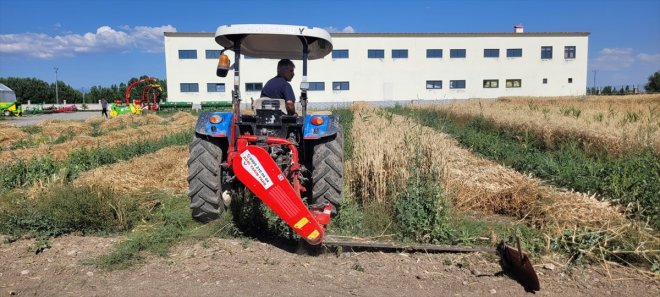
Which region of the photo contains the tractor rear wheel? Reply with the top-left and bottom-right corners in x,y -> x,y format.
310,122 -> 344,214
188,134 -> 226,223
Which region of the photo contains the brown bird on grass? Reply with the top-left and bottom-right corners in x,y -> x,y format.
496,237 -> 541,293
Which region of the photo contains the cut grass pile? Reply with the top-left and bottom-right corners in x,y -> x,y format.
0,112 -> 196,165
0,130 -> 192,192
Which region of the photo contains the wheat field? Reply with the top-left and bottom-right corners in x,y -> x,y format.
414,94 -> 660,155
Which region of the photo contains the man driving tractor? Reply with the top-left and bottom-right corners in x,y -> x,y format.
260,59 -> 297,116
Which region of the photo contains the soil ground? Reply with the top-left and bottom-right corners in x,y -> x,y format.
1,235 -> 658,297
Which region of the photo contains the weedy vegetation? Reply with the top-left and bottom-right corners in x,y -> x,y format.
1,103 -> 657,273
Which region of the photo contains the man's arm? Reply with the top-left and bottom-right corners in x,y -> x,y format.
285,100 -> 296,116
284,83 -> 296,116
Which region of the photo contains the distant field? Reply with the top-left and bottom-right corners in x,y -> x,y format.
415,94 -> 659,155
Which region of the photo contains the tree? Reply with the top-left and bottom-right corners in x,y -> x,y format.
1,75 -> 168,104
644,71 -> 660,92
0,77 -> 53,104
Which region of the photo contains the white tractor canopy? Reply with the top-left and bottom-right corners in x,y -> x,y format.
215,24 -> 333,60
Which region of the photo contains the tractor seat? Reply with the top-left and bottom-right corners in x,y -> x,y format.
253,97 -> 287,114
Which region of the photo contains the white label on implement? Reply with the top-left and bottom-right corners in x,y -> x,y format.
240,150 -> 273,190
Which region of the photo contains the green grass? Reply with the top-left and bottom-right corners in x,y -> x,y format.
89,122 -> 104,137
389,106 -> 660,229
0,182 -> 231,269
0,185 -> 150,241
96,193 -> 196,269
19,126 -> 42,134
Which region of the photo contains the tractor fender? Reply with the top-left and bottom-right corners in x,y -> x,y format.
303,114 -> 339,140
195,111 -> 234,138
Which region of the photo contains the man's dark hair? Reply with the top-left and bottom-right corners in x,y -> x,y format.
277,59 -> 295,73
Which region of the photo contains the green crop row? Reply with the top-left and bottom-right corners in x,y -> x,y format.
389,106 -> 660,229
331,108 -> 354,160
0,130 -> 192,192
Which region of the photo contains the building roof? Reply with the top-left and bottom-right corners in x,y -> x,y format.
164,32 -> 590,38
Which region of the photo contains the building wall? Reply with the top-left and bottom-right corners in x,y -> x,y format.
164,32 -> 589,104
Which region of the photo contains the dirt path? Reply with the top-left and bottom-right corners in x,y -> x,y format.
5,112 -> 100,127
1,236 -> 658,297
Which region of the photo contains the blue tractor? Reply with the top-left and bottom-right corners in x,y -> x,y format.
188,24 -> 343,245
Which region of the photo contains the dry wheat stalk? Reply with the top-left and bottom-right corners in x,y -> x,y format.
414,94 -> 660,155
352,105 -> 631,237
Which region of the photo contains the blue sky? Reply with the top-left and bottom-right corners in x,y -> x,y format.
1,0 -> 658,91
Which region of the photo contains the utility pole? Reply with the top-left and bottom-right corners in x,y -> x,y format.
592,70 -> 597,94
54,67 -> 59,105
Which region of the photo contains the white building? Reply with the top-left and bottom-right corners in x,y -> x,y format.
164,28 -> 588,105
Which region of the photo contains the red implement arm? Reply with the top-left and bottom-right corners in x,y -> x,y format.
230,135 -> 330,245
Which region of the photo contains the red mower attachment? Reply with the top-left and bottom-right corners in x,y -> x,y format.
231,135 -> 330,245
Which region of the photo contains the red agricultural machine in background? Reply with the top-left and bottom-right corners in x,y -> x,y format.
110,77 -> 162,117
132,77 -> 162,111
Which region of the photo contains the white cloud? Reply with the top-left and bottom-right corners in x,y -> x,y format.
591,48 -> 635,71
592,48 -> 660,72
0,25 -> 177,59
637,53 -> 660,63
324,26 -> 356,33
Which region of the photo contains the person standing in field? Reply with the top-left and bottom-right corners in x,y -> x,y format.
101,98 -> 108,119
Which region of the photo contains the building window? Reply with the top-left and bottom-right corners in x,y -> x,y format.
392,49 -> 408,58
245,83 -> 263,92
483,80 -> 499,88
426,80 -> 442,89
449,80 -> 466,89
568,78 -> 573,83
564,46 -> 576,59
506,79 -> 522,88
543,78 -> 548,84
207,83 -> 225,92
427,49 -> 443,58
308,82 -> 325,91
332,81 -> 350,90
178,50 -> 197,59
205,50 -> 221,59
507,48 -> 523,57
541,46 -> 553,59
450,49 -> 466,58
332,50 -> 349,59
180,83 -> 199,92
368,49 -> 384,58
484,49 -> 500,58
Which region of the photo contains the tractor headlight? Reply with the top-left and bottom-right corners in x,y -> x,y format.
209,115 -> 223,124
310,116 -> 324,126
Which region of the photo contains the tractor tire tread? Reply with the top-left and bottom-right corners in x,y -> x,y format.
187,134 -> 225,223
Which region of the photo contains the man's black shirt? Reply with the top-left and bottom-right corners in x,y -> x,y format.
260,76 -> 295,101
